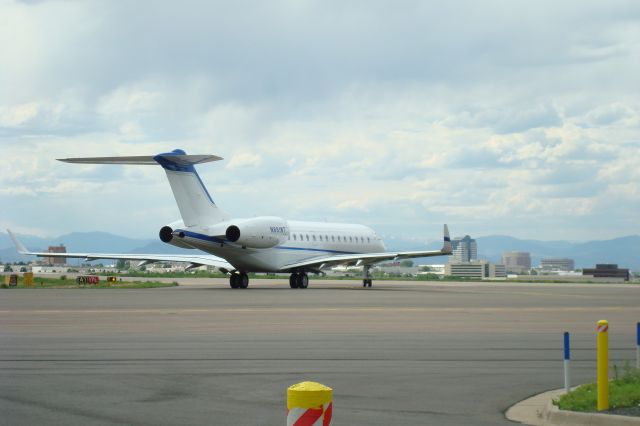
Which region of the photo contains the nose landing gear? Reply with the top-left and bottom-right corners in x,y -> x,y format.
362,265 -> 373,287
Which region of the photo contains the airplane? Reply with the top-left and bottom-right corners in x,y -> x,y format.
8,149 -> 452,289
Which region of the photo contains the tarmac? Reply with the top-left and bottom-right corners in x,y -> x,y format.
1,279 -> 639,425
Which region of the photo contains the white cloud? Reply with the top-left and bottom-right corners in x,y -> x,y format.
226,152 -> 263,169
97,86 -> 164,117
0,103 -> 39,127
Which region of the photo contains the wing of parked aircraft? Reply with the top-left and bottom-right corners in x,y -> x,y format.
7,229 -> 233,271
279,224 -> 452,272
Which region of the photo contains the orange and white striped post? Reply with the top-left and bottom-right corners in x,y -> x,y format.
287,381 -> 332,426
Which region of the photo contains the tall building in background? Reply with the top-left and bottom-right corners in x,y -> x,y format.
502,251 -> 531,273
450,235 -> 477,263
540,258 -> 575,271
47,245 -> 66,266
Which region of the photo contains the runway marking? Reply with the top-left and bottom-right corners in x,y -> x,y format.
0,306 -> 638,315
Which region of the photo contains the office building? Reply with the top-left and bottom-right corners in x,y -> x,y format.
582,264 -> 630,281
501,251 -> 531,273
445,261 -> 506,279
47,245 -> 66,266
450,235 -> 477,263
540,258 -> 575,271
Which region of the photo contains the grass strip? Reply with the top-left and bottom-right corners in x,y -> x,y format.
554,364 -> 640,412
1,276 -> 178,289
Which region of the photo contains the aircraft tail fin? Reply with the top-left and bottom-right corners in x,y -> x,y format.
58,149 -> 230,227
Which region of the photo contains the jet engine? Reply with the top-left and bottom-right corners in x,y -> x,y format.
158,221 -> 195,249
224,216 -> 289,249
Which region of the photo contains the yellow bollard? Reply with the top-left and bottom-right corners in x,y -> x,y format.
287,381 -> 332,426
23,272 -> 34,288
596,319 -> 609,411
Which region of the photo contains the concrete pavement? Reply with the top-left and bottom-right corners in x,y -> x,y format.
1,279 -> 638,425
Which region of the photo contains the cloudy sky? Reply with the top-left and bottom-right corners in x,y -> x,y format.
2,0 -> 639,243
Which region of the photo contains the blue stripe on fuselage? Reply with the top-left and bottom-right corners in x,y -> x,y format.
174,230 -> 358,255
177,229 -> 226,244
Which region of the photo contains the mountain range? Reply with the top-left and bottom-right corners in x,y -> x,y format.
1,231 -> 638,270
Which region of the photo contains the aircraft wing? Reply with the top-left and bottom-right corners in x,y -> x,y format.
7,229 -> 233,271
279,224 -> 452,272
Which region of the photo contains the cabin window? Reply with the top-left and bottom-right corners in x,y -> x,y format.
338,236 -> 341,242
306,235 -> 309,241
367,237 -> 370,243
293,234 -> 296,241
349,236 -> 352,242
332,236 -> 335,242
312,235 -> 316,241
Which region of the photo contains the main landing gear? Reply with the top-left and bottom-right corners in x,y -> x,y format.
229,272 -> 249,289
363,266 -> 373,287
289,272 -> 309,289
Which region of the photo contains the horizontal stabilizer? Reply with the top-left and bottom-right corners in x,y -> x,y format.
58,154 -> 223,165
58,148 -> 229,226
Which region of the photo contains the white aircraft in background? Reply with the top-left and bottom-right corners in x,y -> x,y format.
8,149 -> 452,289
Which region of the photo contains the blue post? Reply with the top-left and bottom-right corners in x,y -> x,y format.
563,332 -> 571,393
636,322 -> 640,370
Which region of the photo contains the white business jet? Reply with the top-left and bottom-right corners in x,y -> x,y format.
8,149 -> 452,289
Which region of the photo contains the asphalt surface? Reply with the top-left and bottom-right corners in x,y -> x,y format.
1,279 -> 639,425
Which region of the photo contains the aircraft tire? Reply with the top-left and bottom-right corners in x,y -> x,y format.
229,274 -> 239,289
289,274 -> 299,288
239,272 -> 249,289
298,273 -> 309,289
